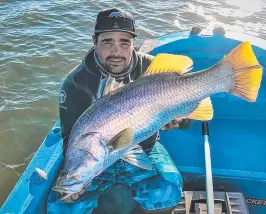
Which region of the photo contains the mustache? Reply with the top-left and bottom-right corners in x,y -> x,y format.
106,56 -> 126,61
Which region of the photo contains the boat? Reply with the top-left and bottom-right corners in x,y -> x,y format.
1,27 -> 266,214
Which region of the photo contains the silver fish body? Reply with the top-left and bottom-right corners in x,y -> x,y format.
53,64 -> 233,193
52,42 -> 262,194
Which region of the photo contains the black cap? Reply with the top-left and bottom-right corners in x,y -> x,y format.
94,8 -> 137,37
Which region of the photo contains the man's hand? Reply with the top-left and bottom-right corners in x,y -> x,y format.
161,118 -> 193,130
161,118 -> 183,130
62,183 -> 89,203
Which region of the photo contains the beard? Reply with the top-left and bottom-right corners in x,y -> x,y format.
102,55 -> 128,73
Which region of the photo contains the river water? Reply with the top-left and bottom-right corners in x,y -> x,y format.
1,0 -> 266,206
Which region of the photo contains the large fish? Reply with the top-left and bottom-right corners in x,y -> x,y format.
52,41 -> 262,196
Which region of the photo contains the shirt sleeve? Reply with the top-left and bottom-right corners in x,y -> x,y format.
59,77 -> 77,146
58,76 -> 92,148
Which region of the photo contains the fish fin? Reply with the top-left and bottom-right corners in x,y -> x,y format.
143,54 -> 193,76
107,128 -> 134,151
102,76 -> 125,96
223,41 -> 263,102
122,145 -> 154,170
187,97 -> 213,120
36,167 -> 48,180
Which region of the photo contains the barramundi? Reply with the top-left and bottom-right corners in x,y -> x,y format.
51,41 -> 263,198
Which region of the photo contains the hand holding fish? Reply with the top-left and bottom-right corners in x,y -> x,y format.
161,118 -> 193,130
161,118 -> 184,130
61,184 -> 90,203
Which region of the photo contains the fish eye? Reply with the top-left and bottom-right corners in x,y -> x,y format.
71,174 -> 81,180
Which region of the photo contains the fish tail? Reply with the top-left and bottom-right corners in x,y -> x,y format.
223,41 -> 263,102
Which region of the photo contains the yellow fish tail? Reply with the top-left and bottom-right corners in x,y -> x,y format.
223,41 -> 263,102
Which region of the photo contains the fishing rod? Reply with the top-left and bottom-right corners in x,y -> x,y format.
202,121 -> 215,214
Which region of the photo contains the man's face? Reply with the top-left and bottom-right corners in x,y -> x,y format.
94,31 -> 134,74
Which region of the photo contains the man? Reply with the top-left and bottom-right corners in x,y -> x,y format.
49,8 -> 189,214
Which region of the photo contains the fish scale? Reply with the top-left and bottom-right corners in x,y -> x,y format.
52,42 -> 262,195
66,72 -> 222,179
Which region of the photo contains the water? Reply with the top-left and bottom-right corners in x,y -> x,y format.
0,0 -> 265,206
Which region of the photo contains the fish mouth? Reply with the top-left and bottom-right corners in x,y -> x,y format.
52,182 -> 83,194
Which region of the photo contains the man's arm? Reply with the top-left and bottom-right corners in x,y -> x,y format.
59,78 -> 78,147
59,76 -> 92,149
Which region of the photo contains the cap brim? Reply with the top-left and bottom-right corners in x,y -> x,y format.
94,29 -> 137,37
